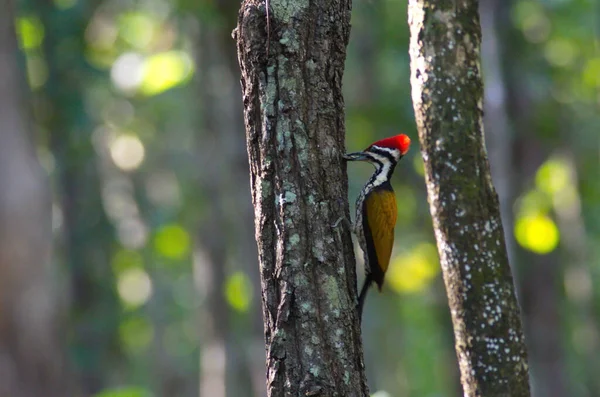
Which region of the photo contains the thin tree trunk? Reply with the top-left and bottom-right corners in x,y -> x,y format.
38,3 -> 120,393
235,0 -> 369,395
478,12 -> 568,395
195,18 -> 262,397
480,0 -> 517,274
485,1 -> 569,392
0,2 -> 69,396
558,152 -> 600,397
196,26 -> 230,397
408,1 -> 531,396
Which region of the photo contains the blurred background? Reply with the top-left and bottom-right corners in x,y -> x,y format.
2,0 -> 599,396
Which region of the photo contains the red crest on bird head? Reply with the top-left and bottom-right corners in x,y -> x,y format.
369,134 -> 411,156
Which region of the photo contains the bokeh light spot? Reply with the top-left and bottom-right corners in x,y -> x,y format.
118,12 -> 156,50
388,243 -> 439,294
111,52 -> 145,92
112,249 -> 143,274
154,224 -> 190,260
582,58 -> 600,88
119,316 -> 153,354
224,271 -> 253,312
25,54 -> 48,89
117,218 -> 149,249
535,158 -> 569,195
514,214 -> 559,254
517,189 -> 552,216
117,268 -> 153,308
110,134 -> 145,171
140,51 -> 194,96
544,38 -> 577,68
16,17 -> 44,50
86,15 -> 118,52
512,1 -> 550,43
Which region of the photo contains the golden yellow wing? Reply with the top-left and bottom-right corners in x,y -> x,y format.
364,188 -> 397,285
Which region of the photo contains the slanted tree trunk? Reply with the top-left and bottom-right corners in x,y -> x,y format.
408,1 -> 531,396
0,2 -> 69,396
235,0 -> 369,395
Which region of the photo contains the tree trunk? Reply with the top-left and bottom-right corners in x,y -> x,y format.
38,2 -> 121,393
196,18 -> 263,396
407,1 -> 531,396
0,2 -> 69,396
479,0 -> 517,273
235,0 -> 369,395
196,24 -> 230,397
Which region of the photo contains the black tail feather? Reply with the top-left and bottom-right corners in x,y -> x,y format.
357,276 -> 373,321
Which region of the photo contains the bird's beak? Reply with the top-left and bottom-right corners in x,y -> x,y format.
343,151 -> 369,161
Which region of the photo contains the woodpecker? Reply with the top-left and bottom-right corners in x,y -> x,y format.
344,134 -> 411,319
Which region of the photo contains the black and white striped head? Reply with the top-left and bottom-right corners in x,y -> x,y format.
344,134 -> 411,167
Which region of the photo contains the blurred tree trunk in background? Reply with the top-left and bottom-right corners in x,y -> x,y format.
479,10 -> 564,396
37,2 -> 121,394
408,0 -> 530,395
480,0 -> 569,395
480,0 -> 517,273
0,2 -> 69,396
195,4 -> 264,397
481,0 -> 600,391
195,24 -> 234,397
555,151 -> 600,397
235,0 -> 370,393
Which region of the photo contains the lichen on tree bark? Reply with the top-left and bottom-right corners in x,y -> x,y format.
235,0 -> 369,395
408,0 -> 531,396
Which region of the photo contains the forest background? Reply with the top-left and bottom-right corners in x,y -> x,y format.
2,0 -> 599,396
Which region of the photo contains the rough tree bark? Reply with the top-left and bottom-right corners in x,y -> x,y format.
0,2 -> 69,396
235,0 -> 369,395
408,1 -> 531,396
